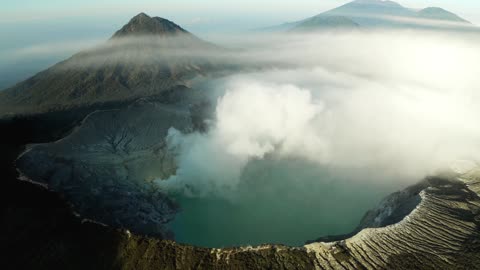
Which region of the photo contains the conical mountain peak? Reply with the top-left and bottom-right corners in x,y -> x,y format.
112,12 -> 189,38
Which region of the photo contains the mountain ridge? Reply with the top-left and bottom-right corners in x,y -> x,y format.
0,13 -> 216,118
268,0 -> 472,32
112,13 -> 190,38
291,16 -> 360,32
417,7 -> 470,23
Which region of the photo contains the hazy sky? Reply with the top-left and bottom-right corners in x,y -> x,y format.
2,0 -> 479,50
1,0 -> 479,89
2,1 -> 479,27
1,1 -> 479,47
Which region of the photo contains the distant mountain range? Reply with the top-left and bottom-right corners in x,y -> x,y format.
416,7 -> 470,23
265,0 -> 472,32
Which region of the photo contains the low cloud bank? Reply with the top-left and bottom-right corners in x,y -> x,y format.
156,29 -> 480,197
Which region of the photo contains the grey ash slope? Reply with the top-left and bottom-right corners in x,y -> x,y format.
16,98 -> 196,238
0,13 -> 217,117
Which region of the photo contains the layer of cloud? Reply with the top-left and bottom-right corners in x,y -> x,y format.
155,30 -> 480,197
3,27 -> 479,197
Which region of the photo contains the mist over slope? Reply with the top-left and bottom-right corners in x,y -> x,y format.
157,30 -> 480,197
3,8 -> 480,218
0,13 -> 219,117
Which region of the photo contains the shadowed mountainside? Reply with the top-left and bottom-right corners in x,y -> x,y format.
0,13 -> 218,118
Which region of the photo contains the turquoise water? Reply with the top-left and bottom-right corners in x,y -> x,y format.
167,158 -> 404,248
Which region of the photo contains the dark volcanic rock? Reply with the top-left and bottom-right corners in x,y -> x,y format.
112,13 -> 189,38
16,98 -> 196,238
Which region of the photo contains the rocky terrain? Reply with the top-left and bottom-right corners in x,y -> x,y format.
4,155 -> 480,269
2,5 -> 480,269
7,82 -> 480,269
14,79 -> 213,236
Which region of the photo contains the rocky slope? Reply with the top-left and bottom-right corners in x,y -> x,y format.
15,86 -> 207,238
2,8 -> 480,269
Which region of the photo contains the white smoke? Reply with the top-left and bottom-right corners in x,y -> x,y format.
155,30 -> 480,197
